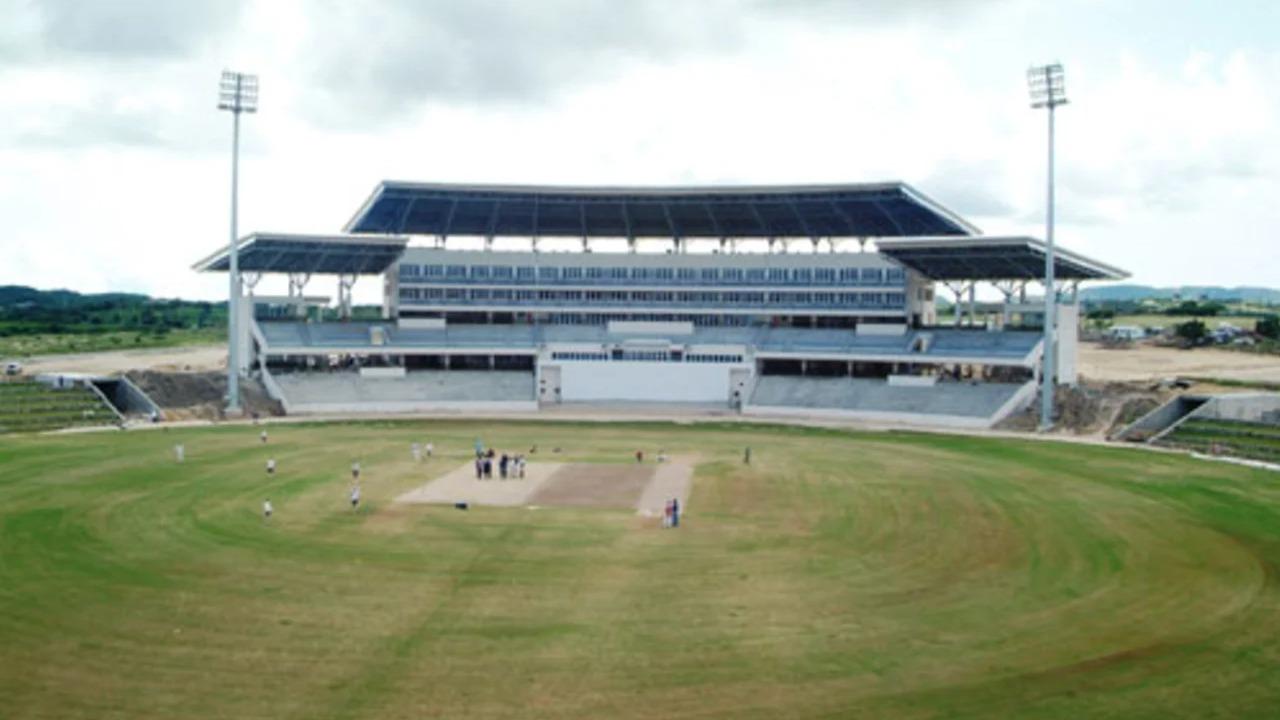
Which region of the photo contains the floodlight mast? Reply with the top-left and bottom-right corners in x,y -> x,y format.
217,71 -> 258,414
1028,63 -> 1066,432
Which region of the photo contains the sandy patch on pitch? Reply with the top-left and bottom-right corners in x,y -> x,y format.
396,459 -> 693,515
395,462 -> 562,507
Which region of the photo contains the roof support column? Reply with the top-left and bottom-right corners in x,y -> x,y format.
941,281 -> 969,327
242,272 -> 262,300
968,283 -> 978,328
627,235 -> 636,254
485,234 -> 494,251
337,274 -> 357,320
288,273 -> 311,319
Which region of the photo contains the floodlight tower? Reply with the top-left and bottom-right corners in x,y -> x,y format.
217,70 -> 258,414
1028,63 -> 1066,432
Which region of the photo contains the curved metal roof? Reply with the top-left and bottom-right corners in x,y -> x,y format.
876,236 -> 1128,281
192,233 -> 408,275
344,181 -> 978,239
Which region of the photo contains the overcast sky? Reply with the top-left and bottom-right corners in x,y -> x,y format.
2,0 -> 1277,303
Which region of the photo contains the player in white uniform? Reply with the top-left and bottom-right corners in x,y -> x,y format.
350,485 -> 361,511
174,444 -> 185,463
263,499 -> 273,520
266,458 -> 276,476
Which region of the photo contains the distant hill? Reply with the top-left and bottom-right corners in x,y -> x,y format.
1080,285 -> 1280,304
0,285 -> 150,309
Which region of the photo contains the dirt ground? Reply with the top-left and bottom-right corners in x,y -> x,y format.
1079,341 -> 1280,384
16,344 -> 226,376
126,370 -> 283,420
528,464 -> 656,509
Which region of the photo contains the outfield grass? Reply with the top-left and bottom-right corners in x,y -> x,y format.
2,421 -> 1280,718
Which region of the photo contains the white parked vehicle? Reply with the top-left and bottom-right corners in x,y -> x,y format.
4,361 -> 22,376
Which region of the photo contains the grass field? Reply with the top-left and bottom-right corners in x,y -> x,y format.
0,328 -> 222,358
3,421 -> 1280,718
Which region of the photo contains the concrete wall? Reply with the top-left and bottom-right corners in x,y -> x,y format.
1198,393 -> 1280,422
608,320 -> 693,335
1056,303 -> 1079,384
559,361 -> 745,403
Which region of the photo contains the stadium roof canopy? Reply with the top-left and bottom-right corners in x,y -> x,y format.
344,181 -> 979,239
876,236 -> 1129,282
192,233 -> 408,275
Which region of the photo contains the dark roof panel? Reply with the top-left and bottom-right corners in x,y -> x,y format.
345,181 -> 978,238
876,237 -> 1128,281
192,233 -> 408,275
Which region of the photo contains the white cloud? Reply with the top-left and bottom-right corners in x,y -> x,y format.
0,0 -> 1277,305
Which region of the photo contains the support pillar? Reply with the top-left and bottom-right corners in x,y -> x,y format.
288,273 -> 311,320
337,274 -> 356,320
968,284 -> 977,328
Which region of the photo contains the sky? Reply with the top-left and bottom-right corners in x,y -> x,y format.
1,0 -> 1277,304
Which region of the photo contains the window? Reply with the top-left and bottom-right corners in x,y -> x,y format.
886,292 -> 905,306
538,266 -> 559,281
492,266 -> 513,280
445,265 -> 467,279
838,268 -> 859,283
655,267 -> 674,281
491,289 -> 512,301
700,268 -> 719,282
610,267 -> 628,280
814,292 -> 835,306
515,289 -> 535,301
399,264 -> 420,277
861,268 -> 884,284
792,268 -> 812,284
564,267 -> 584,280
471,288 -> 490,301
722,268 -> 743,282
425,288 -> 445,300
516,266 -> 535,280
586,267 -> 605,280
768,268 -> 788,283
886,268 -> 905,283
471,265 -> 490,280
398,287 -> 419,299
424,265 -> 444,278
445,287 -> 465,300
744,292 -> 765,304
631,267 -> 651,281
815,268 -> 835,284
746,268 -> 766,283
677,268 -> 696,281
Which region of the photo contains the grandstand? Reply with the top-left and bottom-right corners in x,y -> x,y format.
194,182 -> 1126,427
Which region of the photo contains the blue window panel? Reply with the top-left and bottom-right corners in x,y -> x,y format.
538,266 -> 558,280
445,265 -> 467,278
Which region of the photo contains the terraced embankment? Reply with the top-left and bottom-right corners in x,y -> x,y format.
1,421 -> 1278,718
